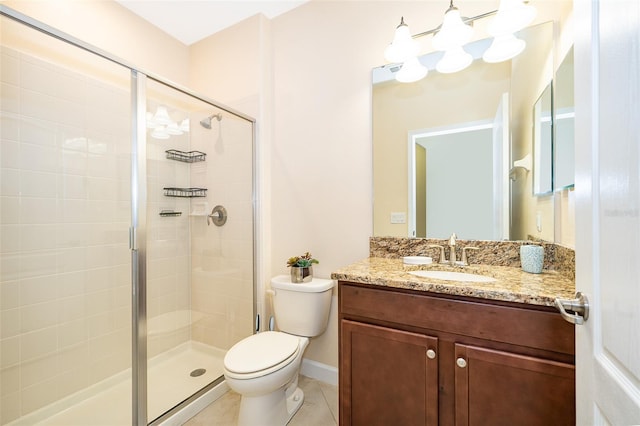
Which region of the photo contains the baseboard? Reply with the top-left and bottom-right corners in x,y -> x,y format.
300,358 -> 338,387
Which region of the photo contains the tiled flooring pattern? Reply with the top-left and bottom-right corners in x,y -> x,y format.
185,376 -> 338,426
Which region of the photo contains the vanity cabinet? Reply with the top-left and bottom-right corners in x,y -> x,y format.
339,281 -> 575,426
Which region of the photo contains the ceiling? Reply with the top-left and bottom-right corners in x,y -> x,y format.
115,0 -> 309,45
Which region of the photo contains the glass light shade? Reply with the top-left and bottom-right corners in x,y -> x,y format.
146,111 -> 157,128
166,122 -> 183,135
432,7 -> 473,51
482,33 -> 526,63
152,106 -> 172,125
396,56 -> 428,83
151,125 -> 170,139
180,118 -> 190,132
487,0 -> 536,36
436,46 -> 473,74
384,19 -> 420,63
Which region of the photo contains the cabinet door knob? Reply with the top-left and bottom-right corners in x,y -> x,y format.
426,349 -> 436,359
456,357 -> 467,368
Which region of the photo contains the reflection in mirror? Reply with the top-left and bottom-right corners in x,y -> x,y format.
533,82 -> 553,195
554,46 -> 574,190
372,22 -> 554,241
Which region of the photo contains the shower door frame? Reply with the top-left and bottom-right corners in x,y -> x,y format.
0,6 -> 258,425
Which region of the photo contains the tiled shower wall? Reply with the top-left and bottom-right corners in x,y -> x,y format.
189,115 -> 254,351
0,46 -> 132,422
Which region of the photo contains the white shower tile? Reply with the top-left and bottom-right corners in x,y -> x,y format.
20,275 -> 57,305
0,364 -> 20,395
20,224 -> 57,251
53,69 -> 87,105
86,176 -> 117,201
20,349 -> 59,387
20,142 -> 59,173
20,89 -> 57,123
1,138 -> 20,169
56,343 -> 89,374
20,327 -> 57,361
21,59 -> 57,96
86,200 -> 114,223
1,337 -> 20,368
57,319 -> 88,349
57,223 -> 88,248
1,170 -> 20,197
1,225 -> 19,253
57,247 -> 87,274
55,368 -> 89,401
0,114 -> 20,141
20,116 -> 57,147
1,281 -> 20,310
57,126 -> 87,151
56,98 -> 86,128
60,198 -> 87,223
57,271 -> 85,298
58,174 -> 87,199
1,254 -> 20,282
20,251 -> 57,279
20,375 -> 58,414
20,300 -> 58,333
60,148 -> 87,175
20,170 -> 57,198
1,51 -> 20,84
84,267 -> 110,293
19,197 -> 58,224
0,392 -> 21,424
57,295 -> 85,323
1,82 -> 20,114
1,309 -> 20,338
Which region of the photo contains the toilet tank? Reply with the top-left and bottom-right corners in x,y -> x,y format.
270,275 -> 335,337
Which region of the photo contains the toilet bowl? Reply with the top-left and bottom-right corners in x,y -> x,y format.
223,276 -> 334,426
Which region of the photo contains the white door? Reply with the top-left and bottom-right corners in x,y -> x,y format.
574,0 -> 640,424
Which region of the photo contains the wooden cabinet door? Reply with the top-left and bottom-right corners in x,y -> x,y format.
454,344 -> 575,426
340,320 -> 439,426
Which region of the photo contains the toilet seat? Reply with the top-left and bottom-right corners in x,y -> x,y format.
224,331 -> 301,380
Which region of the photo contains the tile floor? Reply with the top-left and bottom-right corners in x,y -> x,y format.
184,375 -> 338,426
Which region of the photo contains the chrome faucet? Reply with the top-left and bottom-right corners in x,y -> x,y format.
448,233 -> 457,265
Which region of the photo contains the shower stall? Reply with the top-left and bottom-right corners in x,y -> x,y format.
0,7 -> 256,425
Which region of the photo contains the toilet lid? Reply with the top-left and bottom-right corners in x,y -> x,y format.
224,331 -> 300,375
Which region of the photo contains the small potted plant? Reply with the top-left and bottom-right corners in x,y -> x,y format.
287,251 -> 319,283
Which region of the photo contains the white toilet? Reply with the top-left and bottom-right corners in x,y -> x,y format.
223,275 -> 335,426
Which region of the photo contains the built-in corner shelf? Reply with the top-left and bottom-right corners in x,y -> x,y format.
163,148 -> 208,198
165,149 -> 206,163
163,187 -> 207,198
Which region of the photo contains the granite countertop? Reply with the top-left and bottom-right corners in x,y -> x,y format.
331,257 -> 576,307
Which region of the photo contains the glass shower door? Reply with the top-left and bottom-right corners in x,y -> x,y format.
0,14 -> 133,425
144,78 -> 255,421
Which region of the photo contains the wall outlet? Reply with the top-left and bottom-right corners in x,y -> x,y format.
391,212 -> 406,224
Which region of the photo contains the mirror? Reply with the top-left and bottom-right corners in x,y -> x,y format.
554,46 -> 575,190
373,22 -> 554,240
533,82 -> 553,195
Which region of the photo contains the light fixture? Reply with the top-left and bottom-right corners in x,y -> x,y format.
165,122 -> 184,136
482,33 -> 526,63
152,106 -> 172,125
146,111 -> 157,128
487,0 -> 536,37
151,125 -> 170,139
383,0 -> 536,82
180,118 -> 190,132
384,17 -> 420,63
432,1 -> 473,52
396,56 -> 428,83
436,46 -> 474,74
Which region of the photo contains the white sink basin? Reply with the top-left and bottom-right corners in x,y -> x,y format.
409,270 -> 496,283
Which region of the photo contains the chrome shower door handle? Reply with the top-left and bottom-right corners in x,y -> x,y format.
555,292 -> 590,325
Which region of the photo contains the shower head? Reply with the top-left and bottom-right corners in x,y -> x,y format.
200,113 -> 222,129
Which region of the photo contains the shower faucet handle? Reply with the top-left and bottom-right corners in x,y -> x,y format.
207,205 -> 228,226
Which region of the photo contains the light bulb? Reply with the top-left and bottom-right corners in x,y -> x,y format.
396,56 -> 428,83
